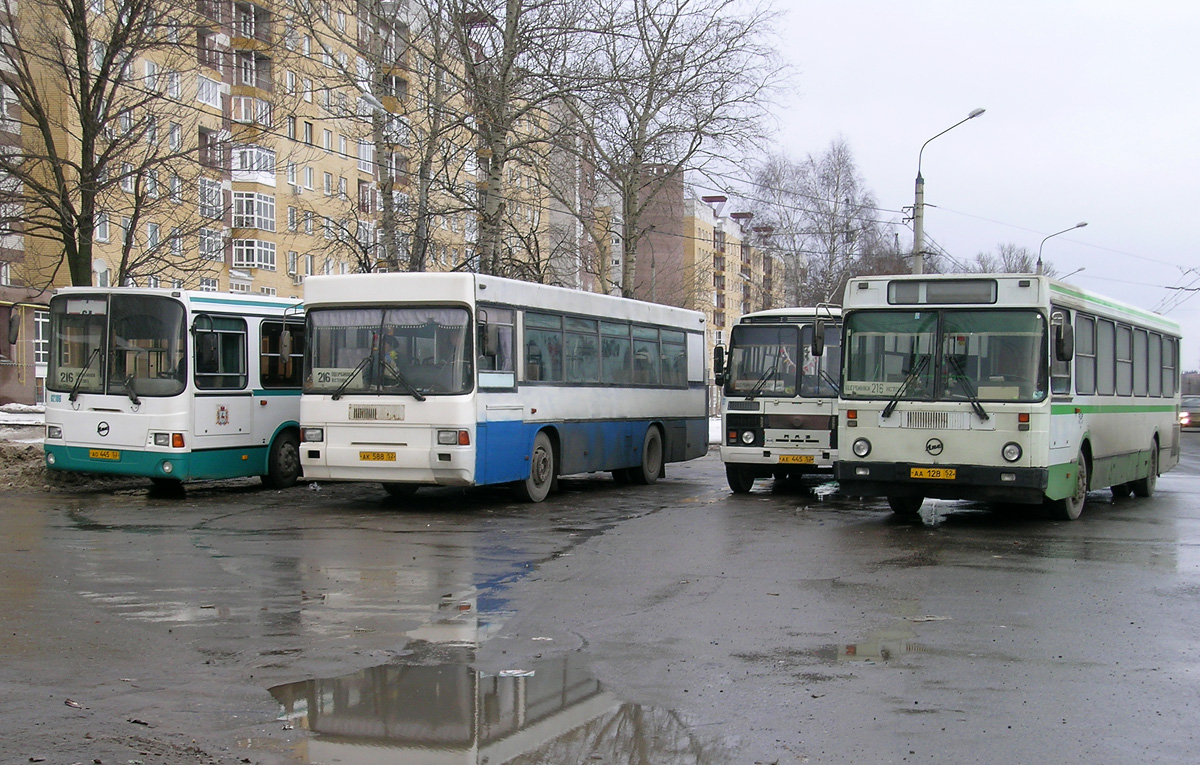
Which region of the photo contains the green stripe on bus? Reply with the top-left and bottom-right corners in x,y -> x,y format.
1051,403 -> 1177,415
1048,283 -> 1181,331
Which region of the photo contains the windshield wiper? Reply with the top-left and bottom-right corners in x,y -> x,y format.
120,374 -> 141,406
378,359 -> 427,402
882,355 -> 929,419
331,354 -> 373,401
745,357 -> 781,400
68,347 -> 102,403
947,355 -> 988,421
819,368 -> 840,394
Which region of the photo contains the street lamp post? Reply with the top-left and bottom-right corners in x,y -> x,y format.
1037,222 -> 1088,275
912,108 -> 986,274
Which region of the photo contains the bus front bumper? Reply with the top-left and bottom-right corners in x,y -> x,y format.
835,461 -> 1048,505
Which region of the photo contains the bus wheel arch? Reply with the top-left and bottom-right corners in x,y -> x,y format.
1049,443 -> 1090,520
629,424 -> 665,485
262,426 -> 302,489
1132,434 -> 1159,497
513,429 -> 557,503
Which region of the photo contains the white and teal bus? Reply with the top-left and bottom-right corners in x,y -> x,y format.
44,289 -> 305,489
713,306 -> 841,493
298,273 -> 709,502
836,274 -> 1181,519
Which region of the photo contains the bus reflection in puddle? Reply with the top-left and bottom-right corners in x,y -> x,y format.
269,650 -> 735,764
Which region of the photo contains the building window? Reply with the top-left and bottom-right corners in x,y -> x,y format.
95,213 -> 109,242
323,172 -> 332,195
199,277 -> 219,292
197,75 -> 221,107
199,227 -> 224,261
34,310 -> 49,364
232,192 -> 276,231
232,239 -> 277,270
260,286 -> 276,296
199,177 -> 223,219
230,281 -> 251,293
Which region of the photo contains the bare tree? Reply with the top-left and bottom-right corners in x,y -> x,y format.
554,0 -> 782,300
961,243 -> 1055,276
747,139 -> 897,306
0,0 -> 225,287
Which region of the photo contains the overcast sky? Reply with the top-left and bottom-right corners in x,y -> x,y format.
742,0 -> 1199,368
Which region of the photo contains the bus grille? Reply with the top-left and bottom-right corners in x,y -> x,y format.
348,404 -> 406,421
903,411 -> 971,430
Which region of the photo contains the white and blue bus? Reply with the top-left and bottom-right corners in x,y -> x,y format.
298,273 -> 709,501
713,306 -> 841,493
44,288 -> 305,489
836,274 -> 1181,519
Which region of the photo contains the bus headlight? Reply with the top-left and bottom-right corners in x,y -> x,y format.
740,430 -> 755,445
1002,442 -> 1022,462
46,425 -> 62,439
438,430 -> 470,446
852,438 -> 871,458
302,427 -> 324,443
153,433 -> 170,447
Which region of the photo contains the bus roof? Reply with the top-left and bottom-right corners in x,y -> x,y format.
303,272 -> 708,331
51,287 -> 303,313
843,273 -> 1180,336
736,305 -> 841,324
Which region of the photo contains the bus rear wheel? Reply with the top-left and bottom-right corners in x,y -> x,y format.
887,495 -> 923,516
262,430 -> 302,489
513,431 -> 555,503
628,427 -> 664,485
1132,441 -> 1158,497
726,464 -> 756,493
1048,452 -> 1088,520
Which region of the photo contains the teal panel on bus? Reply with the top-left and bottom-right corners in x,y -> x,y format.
45,444 -> 269,482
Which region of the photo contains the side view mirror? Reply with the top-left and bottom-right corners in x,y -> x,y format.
713,345 -> 726,387
812,319 -> 826,357
280,328 -> 294,359
1055,322 -> 1074,362
7,314 -> 18,345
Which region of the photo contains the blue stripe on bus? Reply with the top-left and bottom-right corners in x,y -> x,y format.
474,418 -> 707,485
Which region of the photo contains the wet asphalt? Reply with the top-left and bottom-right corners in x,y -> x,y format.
2,434 -> 1199,764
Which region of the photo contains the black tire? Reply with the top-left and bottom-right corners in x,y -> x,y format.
1048,452 -> 1087,520
149,477 -> 184,495
726,464 -> 756,493
1132,441 -> 1158,497
382,482 -> 419,498
611,468 -> 631,484
513,431 -> 555,502
887,495 -> 923,516
628,427 -> 664,485
262,430 -> 302,489
1110,482 -> 1132,499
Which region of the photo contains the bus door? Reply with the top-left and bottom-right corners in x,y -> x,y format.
191,314 -> 253,445
253,320 -> 305,442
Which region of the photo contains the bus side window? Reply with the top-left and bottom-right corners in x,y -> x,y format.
194,315 -> 248,390
261,321 -> 305,388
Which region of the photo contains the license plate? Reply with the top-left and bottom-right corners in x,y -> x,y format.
89,449 -> 120,461
359,451 -> 396,462
911,467 -> 956,480
778,455 -> 815,464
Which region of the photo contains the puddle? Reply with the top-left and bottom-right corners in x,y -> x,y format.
268,649 -> 736,764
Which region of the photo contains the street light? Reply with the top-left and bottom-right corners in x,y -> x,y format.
912,108 -> 986,274
1059,267 -> 1086,280
1037,222 -> 1088,275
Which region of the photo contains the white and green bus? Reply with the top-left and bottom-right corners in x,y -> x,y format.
836,274 -> 1181,519
44,288 -> 306,489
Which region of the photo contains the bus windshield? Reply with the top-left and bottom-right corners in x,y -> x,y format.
727,324 -> 839,398
305,307 -> 472,396
48,293 -> 187,398
844,309 -> 1046,403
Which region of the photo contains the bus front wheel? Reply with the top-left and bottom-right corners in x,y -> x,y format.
262,431 -> 302,489
1048,453 -> 1088,520
383,482 -> 419,498
514,431 -> 555,503
887,495 -> 923,516
628,427 -> 664,485
726,464 -> 756,493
